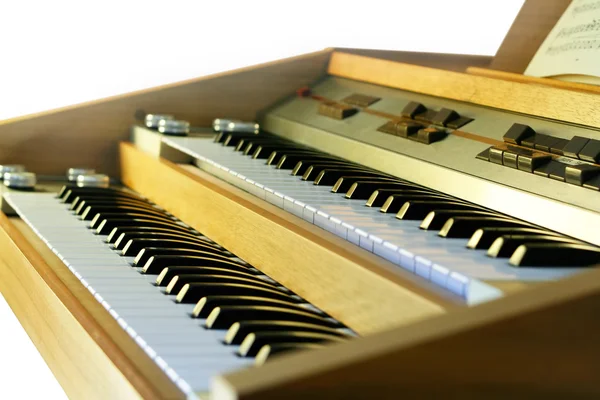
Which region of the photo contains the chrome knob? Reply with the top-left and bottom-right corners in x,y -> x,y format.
145,114 -> 174,129
213,119 -> 259,133
67,167 -> 96,182
158,119 -> 190,136
76,174 -> 110,188
0,164 -> 25,178
4,172 -> 36,190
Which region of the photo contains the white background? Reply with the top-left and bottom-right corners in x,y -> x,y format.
0,1 -> 523,398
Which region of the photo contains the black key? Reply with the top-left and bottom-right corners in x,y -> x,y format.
431,108 -> 459,127
332,177 -> 399,194
517,152 -> 551,173
176,283 -> 296,304
562,136 -> 590,159
156,265 -> 254,286
238,331 -> 345,357
510,243 -> 600,267
134,248 -> 234,268
101,221 -> 192,238
222,133 -> 263,147
276,154 -> 340,170
577,139 -> 600,163
114,232 -> 221,252
255,343 -> 325,365
502,123 -> 535,145
61,187 -> 141,203
141,255 -> 245,275
122,238 -> 226,257
533,134 -> 561,152
225,320 -> 348,345
550,138 -> 569,155
93,213 -> 175,231
380,194 -> 454,214
565,164 -> 600,186
166,274 -> 276,295
100,219 -> 192,236
487,235 -> 580,258
251,143 -> 306,159
81,204 -> 169,221
314,169 -> 388,186
345,181 -> 420,200
409,127 -> 446,144
401,101 -> 427,118
71,197 -> 154,212
439,216 -> 530,238
467,227 -> 560,249
366,189 -> 439,207
397,201 -> 486,221
302,165 -> 373,181
205,305 -> 340,329
293,161 -> 360,177
193,297 -> 310,319
268,150 -> 325,166
419,209 -> 498,230
234,137 -> 289,152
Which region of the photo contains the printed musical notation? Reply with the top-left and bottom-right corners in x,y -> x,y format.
525,0 -> 600,83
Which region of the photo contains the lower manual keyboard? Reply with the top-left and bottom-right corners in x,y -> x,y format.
4,187 -> 353,397
162,135 -> 596,303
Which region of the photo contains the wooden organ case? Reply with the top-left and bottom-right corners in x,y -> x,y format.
0,1 -> 599,398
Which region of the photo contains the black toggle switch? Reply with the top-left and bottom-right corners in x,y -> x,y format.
401,101 -> 427,118
565,163 -> 600,186
502,123 -> 535,145
562,136 -> 590,159
431,108 -> 460,127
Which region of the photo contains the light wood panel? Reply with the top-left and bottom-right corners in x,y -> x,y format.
328,51 -> 600,129
0,49 -> 331,177
214,267 -> 600,399
120,142 -> 455,336
0,214 -> 183,399
334,48 -> 492,72
490,0 -> 572,73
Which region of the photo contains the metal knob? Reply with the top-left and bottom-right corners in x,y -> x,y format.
0,164 -> 25,178
145,114 -> 174,129
158,119 -> 190,136
67,167 -> 96,182
213,118 -> 259,133
4,172 -> 36,190
76,174 -> 110,188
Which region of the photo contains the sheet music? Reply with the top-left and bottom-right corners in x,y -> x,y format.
525,0 -> 600,80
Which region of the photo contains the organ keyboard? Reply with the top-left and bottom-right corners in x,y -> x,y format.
1,46 -> 600,399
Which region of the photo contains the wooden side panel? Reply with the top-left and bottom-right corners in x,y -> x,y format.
467,66 -> 600,94
120,143 -> 452,336
0,50 -> 331,177
214,268 -> 600,399
0,215 -> 183,400
328,51 -> 600,129
490,0 -> 571,73
333,48 -> 493,72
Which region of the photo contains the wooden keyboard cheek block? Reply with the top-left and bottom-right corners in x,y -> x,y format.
119,142 -> 449,335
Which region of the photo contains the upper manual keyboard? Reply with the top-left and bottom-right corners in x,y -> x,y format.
159,132 -> 599,303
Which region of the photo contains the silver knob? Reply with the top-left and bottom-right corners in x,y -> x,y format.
76,174 -> 110,188
67,167 -> 96,182
4,172 -> 36,190
213,118 -> 259,133
158,119 -> 190,136
0,164 -> 25,178
145,114 -> 174,129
